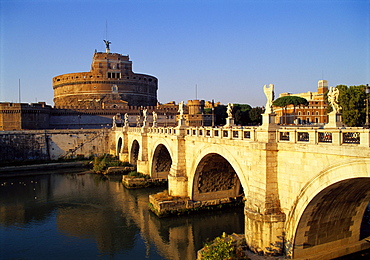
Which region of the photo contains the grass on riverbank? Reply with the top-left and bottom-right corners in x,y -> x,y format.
92,154 -> 133,173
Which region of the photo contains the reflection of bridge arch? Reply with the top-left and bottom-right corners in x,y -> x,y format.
287,159 -> 370,259
192,153 -> 243,201
189,145 -> 248,201
130,140 -> 140,165
151,144 -> 172,179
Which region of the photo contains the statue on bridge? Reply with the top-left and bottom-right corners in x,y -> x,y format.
124,113 -> 129,127
152,111 -> 157,127
328,86 -> 341,113
112,114 -> 117,128
178,101 -> 185,118
263,84 -> 275,114
227,103 -> 233,118
143,108 -> 148,122
178,101 -> 186,127
136,115 -> 141,127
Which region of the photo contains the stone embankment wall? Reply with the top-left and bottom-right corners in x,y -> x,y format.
0,129 -> 110,162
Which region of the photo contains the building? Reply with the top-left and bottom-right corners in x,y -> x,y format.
0,43 -> 237,130
274,80 -> 329,125
53,50 -> 158,108
0,102 -> 51,131
177,100 -> 215,127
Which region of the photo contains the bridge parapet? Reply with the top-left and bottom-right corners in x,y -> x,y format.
185,126 -> 258,141
118,125 -> 370,148
277,127 -> 370,147
119,125 -> 370,147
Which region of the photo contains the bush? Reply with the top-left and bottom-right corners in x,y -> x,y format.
128,171 -> 150,179
92,155 -> 132,173
201,233 -> 235,260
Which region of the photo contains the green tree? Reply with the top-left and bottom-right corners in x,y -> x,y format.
273,96 -> 308,124
232,104 -> 251,125
249,106 -> 264,125
327,85 -> 367,127
214,105 -> 227,125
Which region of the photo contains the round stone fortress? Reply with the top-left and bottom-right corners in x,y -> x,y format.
53,50 -> 158,109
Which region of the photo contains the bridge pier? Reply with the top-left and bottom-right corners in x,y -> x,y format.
137,159 -> 150,174
119,152 -> 129,162
244,208 -> 286,255
168,175 -> 188,197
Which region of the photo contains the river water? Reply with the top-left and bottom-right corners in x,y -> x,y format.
0,170 -> 244,260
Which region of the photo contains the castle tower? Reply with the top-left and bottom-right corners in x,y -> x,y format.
53,49 -> 158,108
187,100 -> 204,115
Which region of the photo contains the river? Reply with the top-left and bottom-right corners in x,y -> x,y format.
0,170 -> 244,260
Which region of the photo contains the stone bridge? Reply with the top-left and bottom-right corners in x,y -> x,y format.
111,116 -> 370,259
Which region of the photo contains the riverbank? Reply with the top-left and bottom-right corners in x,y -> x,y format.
0,161 -> 88,177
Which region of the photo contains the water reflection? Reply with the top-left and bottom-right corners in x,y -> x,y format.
0,172 -> 244,259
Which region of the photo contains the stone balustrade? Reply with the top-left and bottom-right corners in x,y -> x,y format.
277,127 -> 369,147
118,125 -> 370,147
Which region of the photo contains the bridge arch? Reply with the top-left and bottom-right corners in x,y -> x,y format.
192,153 -> 243,201
286,159 -> 370,259
188,145 -> 248,201
151,143 -> 172,179
117,137 -> 123,155
130,139 -> 140,165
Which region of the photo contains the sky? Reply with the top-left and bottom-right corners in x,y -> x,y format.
0,0 -> 369,107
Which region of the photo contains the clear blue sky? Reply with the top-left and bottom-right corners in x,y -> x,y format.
0,0 -> 369,107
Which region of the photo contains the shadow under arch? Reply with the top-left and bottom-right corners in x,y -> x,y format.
192,153 -> 243,201
117,137 -> 123,155
151,144 -> 172,179
130,140 -> 140,165
287,159 -> 370,259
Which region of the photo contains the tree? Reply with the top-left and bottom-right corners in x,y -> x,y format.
232,104 -> 251,125
249,106 -> 264,125
273,96 -> 308,124
326,85 -> 367,127
214,105 -> 227,125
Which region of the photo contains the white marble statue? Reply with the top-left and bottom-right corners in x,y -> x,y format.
227,103 -> 233,118
263,84 -> 275,114
328,86 -> 340,113
152,111 -> 157,127
152,111 -> 157,123
136,115 -> 141,127
112,115 -> 117,127
124,113 -> 129,127
143,108 -> 148,122
178,101 -> 185,117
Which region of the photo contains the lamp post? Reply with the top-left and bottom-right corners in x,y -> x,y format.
365,84 -> 370,129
